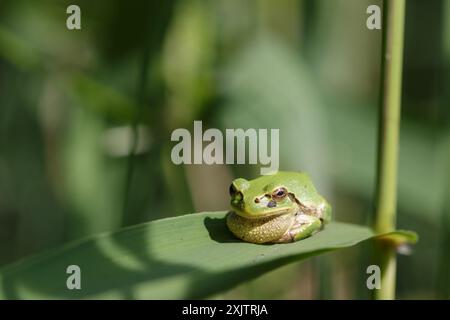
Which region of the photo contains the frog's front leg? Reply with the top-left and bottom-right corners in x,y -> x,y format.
274,214 -> 322,243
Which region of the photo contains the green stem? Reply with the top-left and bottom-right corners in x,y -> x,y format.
373,0 -> 406,300
121,39 -> 151,227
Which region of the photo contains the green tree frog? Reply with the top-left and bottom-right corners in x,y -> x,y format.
227,171 -> 331,244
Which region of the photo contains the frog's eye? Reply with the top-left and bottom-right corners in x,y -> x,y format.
229,184 -> 237,196
272,187 -> 287,200
229,184 -> 243,200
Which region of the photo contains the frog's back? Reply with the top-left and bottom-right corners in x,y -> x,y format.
276,171 -> 331,222
277,171 -> 319,198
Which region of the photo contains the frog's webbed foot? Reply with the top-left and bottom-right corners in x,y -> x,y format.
274,214 -> 322,243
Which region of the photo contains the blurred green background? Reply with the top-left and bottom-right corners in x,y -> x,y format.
0,0 -> 449,299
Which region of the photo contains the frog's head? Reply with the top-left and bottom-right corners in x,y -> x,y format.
229,175 -> 298,219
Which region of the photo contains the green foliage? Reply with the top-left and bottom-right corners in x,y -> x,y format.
0,212 -> 416,299
0,0 -> 444,299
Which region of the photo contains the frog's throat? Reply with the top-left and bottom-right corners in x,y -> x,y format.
231,206 -> 297,220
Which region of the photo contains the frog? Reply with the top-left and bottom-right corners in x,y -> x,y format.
226,171 -> 331,244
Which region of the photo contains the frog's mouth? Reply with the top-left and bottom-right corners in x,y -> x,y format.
231,207 -> 297,220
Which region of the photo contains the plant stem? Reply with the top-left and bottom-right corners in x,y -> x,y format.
121,37 -> 151,227
373,0 -> 406,300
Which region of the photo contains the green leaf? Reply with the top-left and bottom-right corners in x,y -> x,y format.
0,212 -> 416,299
375,230 -> 419,246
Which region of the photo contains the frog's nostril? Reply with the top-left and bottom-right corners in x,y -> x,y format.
254,198 -> 260,203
